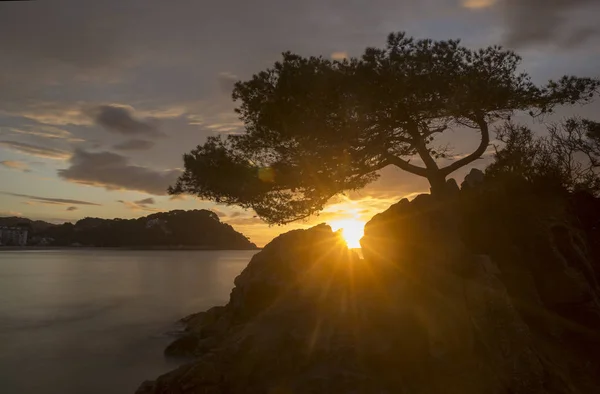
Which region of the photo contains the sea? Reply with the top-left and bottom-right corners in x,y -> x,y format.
0,249 -> 258,394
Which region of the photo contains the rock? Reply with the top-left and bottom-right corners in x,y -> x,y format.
182,306 -> 225,332
476,254 -> 501,275
461,168 -> 485,190
463,256 -> 544,393
164,306 -> 230,358
362,191 -> 600,392
410,193 -> 432,210
164,334 -> 220,358
138,188 -> 600,394
164,334 -> 200,357
445,178 -> 460,197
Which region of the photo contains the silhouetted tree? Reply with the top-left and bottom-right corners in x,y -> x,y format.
487,118 -> 600,195
170,32 -> 599,224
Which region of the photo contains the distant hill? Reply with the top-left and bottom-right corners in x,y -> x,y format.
0,210 -> 257,249
0,216 -> 57,233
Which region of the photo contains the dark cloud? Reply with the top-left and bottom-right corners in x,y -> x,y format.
58,149 -> 181,195
113,139 -> 155,151
0,0 -> 427,113
0,0 -> 597,117
23,200 -> 64,207
1,191 -> 101,206
66,206 -> 78,211
0,140 -> 70,159
0,1 -> 130,69
0,1 -> 417,70
503,0 -> 600,48
561,27 -> 599,48
118,199 -> 162,212
2,0 -> 596,129
135,197 -> 155,206
89,105 -> 161,136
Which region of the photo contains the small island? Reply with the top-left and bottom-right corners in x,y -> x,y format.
0,210 -> 258,250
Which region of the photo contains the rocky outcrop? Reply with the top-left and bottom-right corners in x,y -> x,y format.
459,174 -> 600,341
137,171 -> 600,394
361,192 -> 546,393
461,168 -> 485,190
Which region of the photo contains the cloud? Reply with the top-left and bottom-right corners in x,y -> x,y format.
88,105 -> 161,136
58,149 -> 182,195
503,0 -> 600,48
0,141 -> 71,159
205,122 -> 244,133
135,197 -> 155,206
1,103 -> 93,126
66,206 -> 78,211
330,51 -> 348,60
9,125 -> 81,141
23,200 -> 63,206
0,160 -> 30,172
211,208 -> 227,218
0,1 -> 132,70
118,199 -> 162,212
462,0 -> 496,9
113,139 -> 155,151
169,194 -> 187,201
187,108 -> 244,132
1,191 -> 101,206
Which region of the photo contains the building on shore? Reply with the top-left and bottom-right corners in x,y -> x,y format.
0,226 -> 28,246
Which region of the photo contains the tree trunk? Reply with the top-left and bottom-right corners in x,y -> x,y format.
428,172 -> 447,197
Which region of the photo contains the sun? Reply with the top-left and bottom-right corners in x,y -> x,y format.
329,219 -> 365,249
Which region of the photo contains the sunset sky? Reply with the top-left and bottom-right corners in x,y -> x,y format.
1,0 -> 599,246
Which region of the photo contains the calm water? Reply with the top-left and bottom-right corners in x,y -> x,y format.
0,249 -> 257,394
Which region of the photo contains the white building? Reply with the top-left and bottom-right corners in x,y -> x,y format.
0,226 -> 28,246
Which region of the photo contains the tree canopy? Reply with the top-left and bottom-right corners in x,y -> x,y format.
487,118 -> 600,195
170,32 -> 599,224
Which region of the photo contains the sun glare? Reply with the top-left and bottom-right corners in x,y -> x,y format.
329,219 -> 365,249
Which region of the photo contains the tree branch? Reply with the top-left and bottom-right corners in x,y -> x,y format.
406,120 -> 440,174
423,124 -> 448,139
385,154 -> 428,177
440,115 -> 490,177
